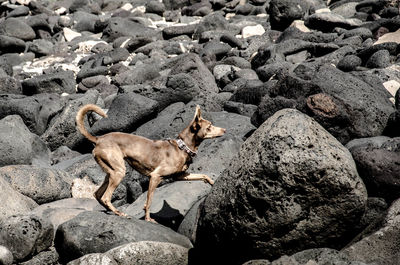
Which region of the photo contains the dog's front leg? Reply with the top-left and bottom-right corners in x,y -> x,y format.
144,173 -> 162,222
175,172 -> 214,185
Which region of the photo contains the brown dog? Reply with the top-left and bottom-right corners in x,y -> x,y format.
76,104 -> 225,222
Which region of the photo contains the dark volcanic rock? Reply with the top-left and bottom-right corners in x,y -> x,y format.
0,175 -> 38,219
0,165 -> 73,204
268,0 -> 311,30
21,70 -> 76,96
195,109 -> 367,264
0,17 -> 36,41
337,54 -> 362,72
366,49 -> 391,69
55,211 -> 192,263
305,12 -> 362,32
342,198 -> 400,265
252,65 -> 395,144
0,115 -> 50,167
346,136 -> 400,202
0,214 -> 53,262
91,92 -> 158,135
102,17 -> 160,42
40,90 -> 100,151
0,35 -> 26,54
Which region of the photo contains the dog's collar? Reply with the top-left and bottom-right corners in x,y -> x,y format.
175,138 -> 197,157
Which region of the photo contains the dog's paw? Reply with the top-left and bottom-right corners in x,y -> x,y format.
203,175 -> 214,185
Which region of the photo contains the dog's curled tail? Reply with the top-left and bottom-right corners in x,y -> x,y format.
76,104 -> 107,143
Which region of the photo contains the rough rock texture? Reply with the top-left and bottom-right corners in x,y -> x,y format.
346,136 -> 400,202
342,198 -> 400,265
55,211 -> 192,263
0,115 -> 51,167
68,241 -> 189,265
0,174 -> 38,219
0,165 -> 73,204
0,214 -> 53,262
196,109 -> 367,264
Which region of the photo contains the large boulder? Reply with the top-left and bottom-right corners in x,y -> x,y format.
0,115 -> 51,167
68,241 -> 189,265
0,214 -> 53,262
0,175 -> 38,219
0,165 -> 73,204
55,211 -> 192,263
346,136 -> 400,202
195,109 -> 367,263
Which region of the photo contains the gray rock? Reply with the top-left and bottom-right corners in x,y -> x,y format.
337,55 -> 362,72
28,39 -> 54,57
0,115 -> 51,167
224,101 -> 258,117
102,17 -> 159,42
0,93 -> 65,136
91,92 -> 158,135
68,241 -> 189,265
0,214 -> 53,262
53,154 -> 132,205
0,18 -> 35,41
269,0 -> 311,30
366,49 -> 391,69
0,76 -> 21,94
31,198 -> 102,234
253,65 -> 395,144
178,198 -> 204,243
0,176 -> 37,219
305,12 -> 362,32
22,70 -> 76,96
0,35 -> 25,54
40,90 -> 100,151
55,211 -> 192,263
146,1 -> 166,15
51,146 -> 81,165
193,12 -> 231,39
162,24 -> 196,39
18,247 -> 59,265
0,94 -> 41,134
0,245 -> 13,265
346,136 -> 400,201
125,181 -> 211,230
342,198 -> 400,265
196,109 -> 367,263
168,53 -> 219,94
0,165 -> 73,204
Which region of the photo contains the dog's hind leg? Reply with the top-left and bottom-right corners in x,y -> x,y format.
94,151 -> 127,217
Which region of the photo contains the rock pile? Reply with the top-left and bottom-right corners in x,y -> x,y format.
0,0 -> 399,264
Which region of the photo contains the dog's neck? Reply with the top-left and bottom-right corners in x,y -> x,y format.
178,127 -> 202,153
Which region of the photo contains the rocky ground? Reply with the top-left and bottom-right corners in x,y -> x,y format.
0,0 -> 399,264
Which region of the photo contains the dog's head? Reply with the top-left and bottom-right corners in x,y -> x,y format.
191,105 -> 226,139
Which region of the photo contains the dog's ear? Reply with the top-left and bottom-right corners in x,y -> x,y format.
193,105 -> 201,121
